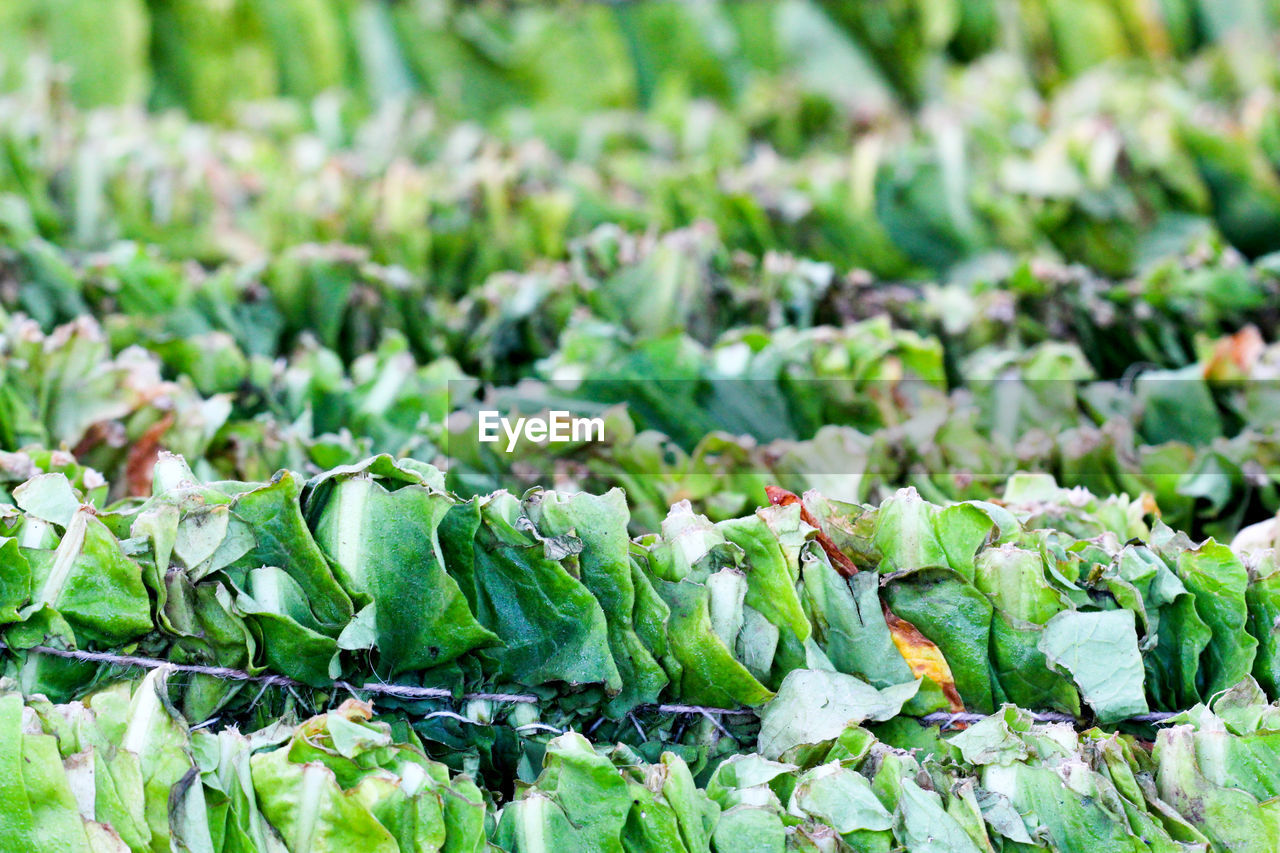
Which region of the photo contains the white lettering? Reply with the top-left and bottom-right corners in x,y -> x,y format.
549,410 -> 570,441
573,416 -> 605,442
478,411 -> 500,442
477,411 -> 606,451
502,416 -> 525,453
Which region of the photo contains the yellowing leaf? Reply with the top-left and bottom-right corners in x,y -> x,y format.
883,606 -> 965,713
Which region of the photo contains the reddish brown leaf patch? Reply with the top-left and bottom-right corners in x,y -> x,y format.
125,415 -> 174,498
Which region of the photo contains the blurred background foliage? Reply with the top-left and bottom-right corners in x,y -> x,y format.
4,0 -> 1280,279
1,0 -> 1278,121
3,0 -> 1280,535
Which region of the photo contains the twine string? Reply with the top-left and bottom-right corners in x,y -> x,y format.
0,642 -> 1180,729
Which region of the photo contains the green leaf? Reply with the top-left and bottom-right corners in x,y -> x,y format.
873,488 -> 952,575
0,537 -> 31,623
249,752 -> 400,853
234,567 -> 340,687
308,458 -> 498,677
1245,554 -> 1280,696
655,576 -> 774,708
1173,541 -> 1257,698
896,779 -> 986,853
0,692 -> 92,851
711,805 -> 785,853
1039,610 -> 1149,722
717,507 -> 811,644
494,793 -> 585,853
529,733 -> 630,852
789,761 -> 893,833
22,508 -> 152,646
984,761 -> 1150,853
974,546 -> 1079,712
883,567 -> 996,712
223,472 -> 354,633
757,670 -> 918,759
800,554 -> 940,712
1113,544 -> 1209,709
13,473 -> 82,528
96,670 -> 195,853
1155,725 -> 1280,851
444,493 -> 619,688
529,490 -> 668,715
